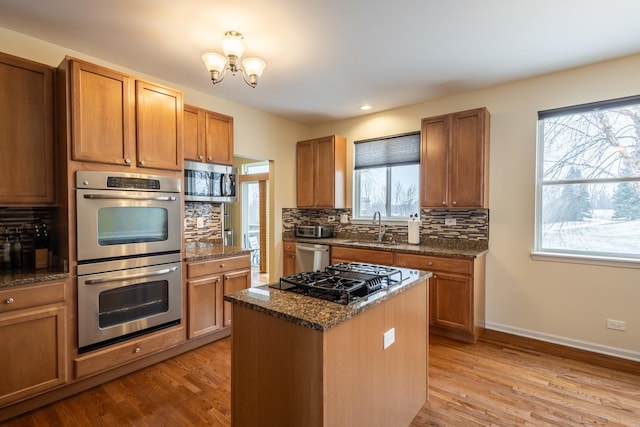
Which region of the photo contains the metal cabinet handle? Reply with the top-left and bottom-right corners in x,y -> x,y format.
124,158 -> 132,165
139,160 -> 146,166
452,201 -> 457,205
5,297 -> 14,304
134,347 -> 141,353
219,264 -> 225,268
85,266 -> 178,285
198,155 -> 204,160
428,262 -> 433,266
442,201 -> 446,205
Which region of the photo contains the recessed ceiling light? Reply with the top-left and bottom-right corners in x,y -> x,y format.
359,104 -> 372,111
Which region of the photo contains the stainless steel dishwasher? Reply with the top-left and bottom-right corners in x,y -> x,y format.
295,242 -> 331,272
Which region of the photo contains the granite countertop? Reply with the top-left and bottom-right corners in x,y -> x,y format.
0,268 -> 70,290
184,242 -> 252,262
224,268 -> 431,332
285,235 -> 488,258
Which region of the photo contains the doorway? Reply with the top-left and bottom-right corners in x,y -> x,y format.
238,160 -> 270,285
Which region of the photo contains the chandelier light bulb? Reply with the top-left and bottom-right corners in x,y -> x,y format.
221,31 -> 245,58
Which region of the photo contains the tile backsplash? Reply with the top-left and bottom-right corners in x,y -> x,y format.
283,207 -> 489,242
184,202 -> 223,243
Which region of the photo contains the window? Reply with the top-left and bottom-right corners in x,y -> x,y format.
535,95 -> 640,261
353,132 -> 420,220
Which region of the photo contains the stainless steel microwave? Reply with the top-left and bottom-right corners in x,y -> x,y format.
184,160 -> 238,203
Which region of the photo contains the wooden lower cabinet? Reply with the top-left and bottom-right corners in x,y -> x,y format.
395,252 -> 485,343
0,281 -> 67,407
331,246 -> 394,266
74,325 -> 184,379
186,254 -> 251,338
332,245 -> 485,343
283,241 -> 296,276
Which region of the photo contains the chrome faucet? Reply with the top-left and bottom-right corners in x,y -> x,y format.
372,211 -> 385,242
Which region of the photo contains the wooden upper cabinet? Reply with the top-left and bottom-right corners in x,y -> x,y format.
67,58 -> 182,171
296,135 -> 346,208
183,104 -> 205,161
183,105 -> 234,165
70,59 -> 134,166
205,111 -> 233,165
0,52 -> 55,205
420,107 -> 490,208
135,80 -> 183,170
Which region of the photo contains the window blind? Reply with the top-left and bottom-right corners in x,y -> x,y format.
354,132 -> 420,170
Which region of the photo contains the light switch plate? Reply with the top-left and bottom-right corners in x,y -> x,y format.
383,328 -> 395,349
445,218 -> 456,226
340,214 -> 349,224
196,217 -> 204,228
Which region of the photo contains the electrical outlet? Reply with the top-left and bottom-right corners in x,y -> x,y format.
328,215 -> 336,222
196,217 -> 204,228
383,327 -> 395,349
445,218 -> 456,226
606,319 -> 626,331
340,213 -> 349,224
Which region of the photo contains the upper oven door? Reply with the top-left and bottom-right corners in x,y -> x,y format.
76,188 -> 182,261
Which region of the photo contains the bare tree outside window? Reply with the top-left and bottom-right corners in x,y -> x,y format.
536,97 -> 640,259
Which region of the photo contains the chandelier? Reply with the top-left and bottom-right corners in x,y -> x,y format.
202,31 -> 266,88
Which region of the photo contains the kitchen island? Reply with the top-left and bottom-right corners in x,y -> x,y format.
224,265 -> 430,427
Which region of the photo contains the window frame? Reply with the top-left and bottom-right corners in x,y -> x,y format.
532,94 -> 640,268
352,131 -> 420,221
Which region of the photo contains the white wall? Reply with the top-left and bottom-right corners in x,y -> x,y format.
312,54 -> 640,360
0,27 -> 310,280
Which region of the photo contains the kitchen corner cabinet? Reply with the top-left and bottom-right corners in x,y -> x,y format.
420,107 -> 490,208
0,52 -> 55,205
296,135 -> 346,208
283,242 -> 296,276
183,104 -> 234,165
395,252 -> 485,343
66,58 -> 183,171
0,280 -> 67,407
186,254 -> 250,338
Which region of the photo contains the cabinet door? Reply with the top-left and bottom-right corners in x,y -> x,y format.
314,136 -> 337,208
283,252 -> 296,276
188,275 -> 223,338
136,80 -> 183,171
450,108 -> 488,208
296,139 -> 316,207
0,53 -> 55,205
183,104 -> 205,161
429,272 -> 472,333
420,115 -> 450,207
205,111 -> 233,165
0,304 -> 67,406
70,59 -> 134,166
223,269 -> 251,327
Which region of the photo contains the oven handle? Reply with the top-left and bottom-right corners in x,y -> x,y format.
83,194 -> 177,201
84,266 -> 179,285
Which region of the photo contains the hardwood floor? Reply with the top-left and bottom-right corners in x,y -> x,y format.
3,334 -> 639,426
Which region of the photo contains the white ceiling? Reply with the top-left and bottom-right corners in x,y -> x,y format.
1,0 -> 640,125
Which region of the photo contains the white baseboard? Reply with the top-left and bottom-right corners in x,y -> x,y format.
485,322 -> 640,363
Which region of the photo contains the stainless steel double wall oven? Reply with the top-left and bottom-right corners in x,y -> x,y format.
76,171 -> 183,353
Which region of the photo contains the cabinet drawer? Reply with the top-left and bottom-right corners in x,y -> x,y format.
187,254 -> 251,278
394,253 -> 472,275
74,325 -> 184,378
331,246 -> 394,266
283,242 -> 296,252
0,281 -> 65,313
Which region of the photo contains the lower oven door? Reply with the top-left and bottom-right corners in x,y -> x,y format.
77,261 -> 182,351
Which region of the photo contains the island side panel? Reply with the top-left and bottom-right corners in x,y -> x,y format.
230,304 -> 324,427
323,278 -> 428,427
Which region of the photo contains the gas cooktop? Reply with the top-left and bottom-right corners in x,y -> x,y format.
272,262 -> 404,305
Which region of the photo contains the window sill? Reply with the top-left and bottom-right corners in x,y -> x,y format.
530,251 -> 640,269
